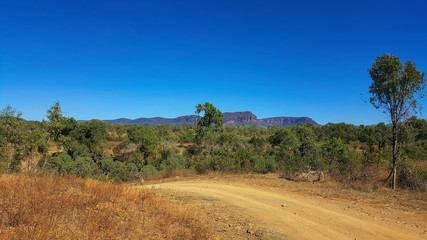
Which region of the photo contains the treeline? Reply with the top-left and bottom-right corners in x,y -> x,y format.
0,104 -> 426,190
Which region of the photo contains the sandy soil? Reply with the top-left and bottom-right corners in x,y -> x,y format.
142,175 -> 427,240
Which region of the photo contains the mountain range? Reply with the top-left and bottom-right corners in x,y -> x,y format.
102,111 -> 319,127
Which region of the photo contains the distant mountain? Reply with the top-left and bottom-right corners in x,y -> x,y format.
102,111 -> 319,127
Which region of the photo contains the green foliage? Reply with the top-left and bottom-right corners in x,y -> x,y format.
47,102 -> 65,142
294,124 -> 319,165
403,140 -> 427,161
3,101 -> 427,191
217,132 -> 239,146
396,159 -> 426,191
195,155 -> 234,173
407,116 -> 427,141
70,120 -> 107,160
179,129 -> 196,143
7,157 -> 21,173
160,155 -> 192,172
159,142 -> 179,162
0,105 -> 26,172
322,123 -> 359,143
374,122 -> 391,150
249,136 -> 266,150
369,54 -> 426,116
99,156 -> 138,182
127,125 -> 160,159
321,137 -> 360,180
126,151 -> 145,170
250,155 -> 276,174
195,102 -> 224,144
47,153 -> 97,178
141,164 -> 158,177
183,144 -> 202,157
269,127 -> 300,148
113,141 -> 132,155
0,105 -> 22,118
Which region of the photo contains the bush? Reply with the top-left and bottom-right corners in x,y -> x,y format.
7,157 -> 21,173
194,159 -> 209,174
160,155 -> 192,172
251,155 -> 276,174
141,164 -> 158,177
206,155 -> 235,173
183,144 -> 201,157
46,153 -> 97,178
179,129 -> 196,143
99,156 -> 138,182
277,155 -> 307,177
159,142 -> 179,161
72,157 -> 98,178
126,151 -> 145,170
397,160 -> 426,191
249,136 -> 266,150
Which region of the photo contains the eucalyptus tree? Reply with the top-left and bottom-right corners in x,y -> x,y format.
369,53 -> 426,189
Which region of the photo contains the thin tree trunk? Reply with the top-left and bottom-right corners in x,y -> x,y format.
391,120 -> 398,190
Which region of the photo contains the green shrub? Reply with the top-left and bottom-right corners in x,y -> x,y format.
160,155 -> 191,172
183,144 -> 201,157
99,156 -> 137,182
205,155 -> 235,173
179,129 -> 196,143
7,157 -> 21,173
194,159 -> 209,174
46,153 -> 97,178
141,164 -> 158,177
251,155 -> 276,174
397,160 -> 426,191
72,157 -> 98,178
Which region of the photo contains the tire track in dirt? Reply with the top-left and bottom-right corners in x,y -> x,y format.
143,180 -> 426,240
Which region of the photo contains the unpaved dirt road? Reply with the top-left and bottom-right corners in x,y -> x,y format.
144,179 -> 426,240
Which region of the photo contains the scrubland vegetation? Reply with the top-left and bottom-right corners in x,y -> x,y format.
0,102 -> 426,191
0,174 -> 211,240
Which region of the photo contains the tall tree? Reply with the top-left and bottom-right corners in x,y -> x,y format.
47,102 -> 65,142
127,125 -> 160,160
0,105 -> 24,172
368,53 -> 426,189
195,102 -> 224,145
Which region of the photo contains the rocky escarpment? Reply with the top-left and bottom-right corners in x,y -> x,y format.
223,111 -> 257,124
102,111 -> 319,127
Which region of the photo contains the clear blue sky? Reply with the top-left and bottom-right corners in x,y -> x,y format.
1,0 -> 426,125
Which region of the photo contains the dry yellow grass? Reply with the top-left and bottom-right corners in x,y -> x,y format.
0,174 -> 212,240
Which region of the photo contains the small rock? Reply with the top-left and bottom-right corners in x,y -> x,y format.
281,204 -> 287,207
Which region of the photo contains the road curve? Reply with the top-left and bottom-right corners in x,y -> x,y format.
144,180 -> 425,240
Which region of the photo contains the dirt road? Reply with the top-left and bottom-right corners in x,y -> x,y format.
144,179 -> 426,240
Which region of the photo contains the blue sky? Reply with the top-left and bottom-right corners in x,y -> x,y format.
1,0 -> 426,125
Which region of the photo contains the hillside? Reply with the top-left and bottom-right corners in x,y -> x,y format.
102,111 -> 319,127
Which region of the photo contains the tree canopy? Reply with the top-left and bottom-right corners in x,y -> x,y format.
194,102 -> 224,144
